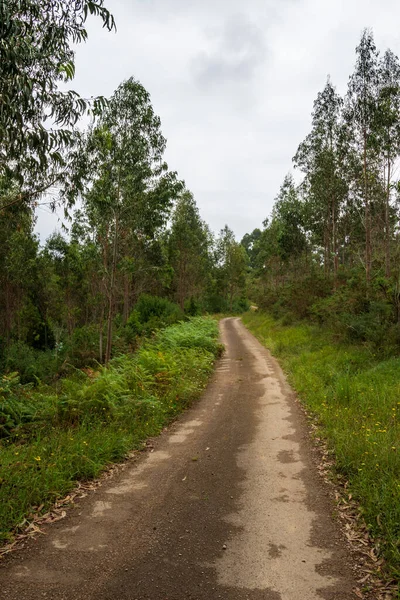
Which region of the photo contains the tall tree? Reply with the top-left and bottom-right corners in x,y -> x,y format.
376,49 -> 400,276
345,29 -> 380,283
0,0 -> 115,211
294,78 -> 347,285
168,191 -> 211,309
86,78 -> 183,363
272,174 -> 307,264
216,226 -> 249,311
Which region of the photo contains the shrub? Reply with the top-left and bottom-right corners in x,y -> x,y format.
184,297 -> 201,316
0,373 -> 36,438
202,294 -> 228,314
125,294 -> 184,338
2,341 -> 60,384
66,325 -> 101,367
232,297 -> 250,313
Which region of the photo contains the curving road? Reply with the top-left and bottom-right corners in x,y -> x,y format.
0,318 -> 357,599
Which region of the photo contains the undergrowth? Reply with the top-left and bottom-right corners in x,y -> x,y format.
242,311 -> 400,583
0,317 -> 221,542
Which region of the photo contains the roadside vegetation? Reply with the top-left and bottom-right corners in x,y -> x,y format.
243,311 -> 400,581
0,317 -> 220,542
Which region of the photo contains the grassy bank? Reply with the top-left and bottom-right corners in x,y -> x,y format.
0,317 -> 221,542
242,312 -> 400,581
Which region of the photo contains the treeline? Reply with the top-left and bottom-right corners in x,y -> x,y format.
0,79 -> 249,382
0,3 -> 248,383
243,29 -> 400,352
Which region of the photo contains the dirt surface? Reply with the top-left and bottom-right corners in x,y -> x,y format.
0,318 -> 358,599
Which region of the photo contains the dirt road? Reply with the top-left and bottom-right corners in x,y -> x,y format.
0,318 -> 357,599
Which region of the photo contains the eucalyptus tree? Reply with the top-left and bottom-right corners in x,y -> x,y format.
0,0 -> 114,212
294,78 -> 347,284
376,49 -> 400,276
241,228 -> 262,270
345,29 -> 380,283
272,174 -> 307,265
167,191 -> 212,309
0,193 -> 39,345
215,226 -> 249,311
86,78 -> 183,363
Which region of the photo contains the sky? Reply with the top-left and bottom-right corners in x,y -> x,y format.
35,0 -> 400,242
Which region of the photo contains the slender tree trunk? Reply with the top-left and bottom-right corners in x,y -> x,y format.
5,279 -> 11,345
364,130 -> 371,285
229,286 -> 234,312
105,213 -> 119,365
123,273 -> 130,324
178,254 -> 187,310
385,158 -> 391,278
99,303 -> 104,363
324,229 -> 329,276
332,198 -> 338,290
99,229 -> 108,363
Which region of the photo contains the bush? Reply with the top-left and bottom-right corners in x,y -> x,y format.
0,373 -> 36,438
157,317 -> 223,355
202,293 -> 229,314
231,297 -> 250,313
66,325 -> 101,367
2,341 -> 60,384
184,297 -> 201,316
311,273 -> 398,351
125,294 -> 184,339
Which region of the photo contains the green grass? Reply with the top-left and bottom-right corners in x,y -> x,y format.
0,317 -> 221,542
242,311 -> 400,582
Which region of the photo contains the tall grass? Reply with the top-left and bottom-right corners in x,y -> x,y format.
242,312 -> 400,581
0,317 -> 220,542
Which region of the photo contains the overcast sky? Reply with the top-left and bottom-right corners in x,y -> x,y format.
35,0 -> 400,242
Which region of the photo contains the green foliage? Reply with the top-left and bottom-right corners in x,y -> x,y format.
0,373 -> 36,438
272,174 -> 307,261
203,293 -> 229,314
167,191 -> 212,308
67,325 -> 101,367
243,311 -> 400,580
126,295 -> 184,338
213,225 -> 249,311
254,273 -> 331,321
0,0 -> 114,204
2,342 -> 60,385
156,317 -> 222,354
85,77 -> 184,362
184,297 -> 201,316
0,318 -> 220,541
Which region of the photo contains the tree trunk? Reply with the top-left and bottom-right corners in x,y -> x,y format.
332,198 -> 338,290
385,158 -> 391,278
324,230 -> 329,277
363,130 -> 371,285
123,273 -> 130,324
105,213 -> 119,365
99,303 -> 104,363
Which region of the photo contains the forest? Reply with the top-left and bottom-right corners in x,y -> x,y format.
0,2 -> 248,385
246,30 -> 400,350
1,0 -> 400,583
